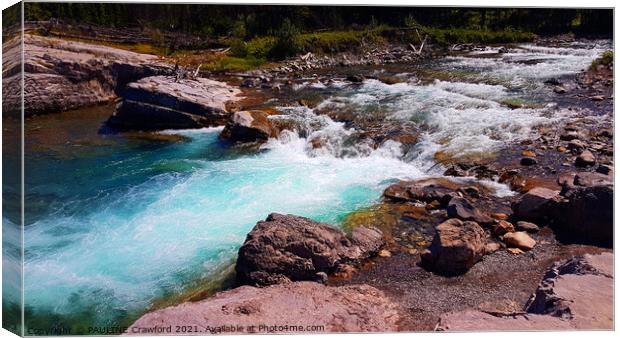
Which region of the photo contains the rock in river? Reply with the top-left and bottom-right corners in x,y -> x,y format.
128,282 -> 401,334
105,76 -> 242,131
235,213 -> 383,286
220,110 -> 279,144
420,218 -> 486,276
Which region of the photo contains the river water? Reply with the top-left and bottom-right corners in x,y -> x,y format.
5,40 -> 609,329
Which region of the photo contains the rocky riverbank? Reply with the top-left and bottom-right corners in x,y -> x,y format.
2,34 -> 173,116
124,40 -> 613,333
12,32 -> 613,332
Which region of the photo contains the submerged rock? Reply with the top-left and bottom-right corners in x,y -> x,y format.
128,282 -> 401,334
106,76 -> 242,131
235,213 -> 383,286
220,110 -> 279,144
420,218 -> 486,276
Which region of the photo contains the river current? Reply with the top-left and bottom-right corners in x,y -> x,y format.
3,40 -> 610,328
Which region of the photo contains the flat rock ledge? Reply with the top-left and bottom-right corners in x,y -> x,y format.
127,282 -> 400,334
436,252 -> 613,331
3,34 -> 172,116
105,75 -> 242,131
235,213 -> 384,286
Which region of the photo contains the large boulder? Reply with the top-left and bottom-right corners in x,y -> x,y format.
554,184 -> 613,247
3,34 -> 172,116
420,218 -> 487,276
525,253 -> 613,329
220,110 -> 279,144
105,76 -> 242,131
235,213 -> 383,286
512,187 -> 561,223
127,282 -> 401,334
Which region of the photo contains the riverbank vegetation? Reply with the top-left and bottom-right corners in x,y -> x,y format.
590,50 -> 614,69
21,4 -> 612,70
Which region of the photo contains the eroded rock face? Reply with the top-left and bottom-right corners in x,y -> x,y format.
437,253 -> 613,331
420,218 -> 486,276
220,110 -> 279,144
235,213 -> 383,286
127,282 -> 401,334
3,34 -> 173,116
525,253 -> 613,329
106,76 -> 242,131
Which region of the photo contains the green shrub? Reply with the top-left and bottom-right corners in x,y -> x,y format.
229,38 -> 248,57
245,36 -> 275,59
591,50 -> 613,69
269,18 -> 302,60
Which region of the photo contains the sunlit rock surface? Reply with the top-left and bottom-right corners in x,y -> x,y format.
3,34 -> 172,116
106,75 -> 242,131
127,282 -> 400,334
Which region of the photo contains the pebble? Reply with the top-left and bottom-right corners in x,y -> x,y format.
503,232 -> 536,251
520,157 -> 538,166
521,150 -> 536,157
516,221 -> 540,233
491,213 -> 509,220
507,248 -> 525,255
378,249 -> 392,258
596,164 -> 613,175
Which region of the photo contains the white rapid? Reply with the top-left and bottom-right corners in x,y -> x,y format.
18,40 -> 608,327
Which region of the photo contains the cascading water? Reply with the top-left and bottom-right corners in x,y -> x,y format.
11,40 -> 609,328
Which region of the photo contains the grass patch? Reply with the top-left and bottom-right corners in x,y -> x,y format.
201,56 -> 266,72
590,50 -> 613,69
420,27 -> 536,46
